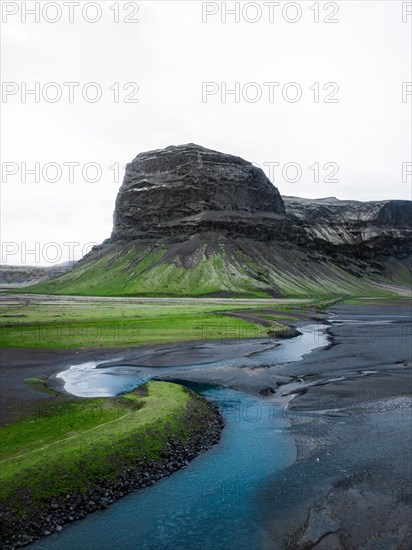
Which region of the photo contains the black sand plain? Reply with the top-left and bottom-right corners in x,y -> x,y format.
1,302 -> 411,549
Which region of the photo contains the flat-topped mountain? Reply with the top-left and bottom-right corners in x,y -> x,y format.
25,144 -> 412,298
111,143 -> 285,241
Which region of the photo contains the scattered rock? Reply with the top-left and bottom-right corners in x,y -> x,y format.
259,388 -> 277,396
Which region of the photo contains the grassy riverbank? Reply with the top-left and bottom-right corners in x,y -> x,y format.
0,295 -> 321,349
0,382 -> 186,503
0,381 -> 223,545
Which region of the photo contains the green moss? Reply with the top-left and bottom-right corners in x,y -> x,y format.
0,382 -> 201,510
18,240 -> 402,299
24,376 -> 60,396
0,299 -> 300,349
1,313 -> 267,348
342,297 -> 411,305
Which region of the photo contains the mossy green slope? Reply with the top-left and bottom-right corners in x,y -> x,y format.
23,238 -> 406,298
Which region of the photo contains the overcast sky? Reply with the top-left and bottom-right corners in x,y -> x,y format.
1,0 -> 411,265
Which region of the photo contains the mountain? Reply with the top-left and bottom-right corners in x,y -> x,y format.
0,262 -> 76,289
24,144 -> 412,298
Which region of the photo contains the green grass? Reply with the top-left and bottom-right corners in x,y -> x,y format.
251,311 -> 300,321
3,292 -> 404,349
0,298 -> 310,348
24,376 -> 60,395
0,381 -> 203,511
342,296 -> 411,306
23,246 -> 271,297
17,239 -> 404,298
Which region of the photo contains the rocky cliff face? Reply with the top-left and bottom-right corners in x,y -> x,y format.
284,195 -> 412,259
111,145 -> 411,254
27,145 -> 412,297
111,144 -> 285,241
284,196 -> 412,228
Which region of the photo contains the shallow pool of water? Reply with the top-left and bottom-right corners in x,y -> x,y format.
57,324 -> 328,398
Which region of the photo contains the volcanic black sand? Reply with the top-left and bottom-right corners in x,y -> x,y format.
265,303 -> 412,549
1,302 -> 411,549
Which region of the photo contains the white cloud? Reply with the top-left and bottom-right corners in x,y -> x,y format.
1,0 -> 411,265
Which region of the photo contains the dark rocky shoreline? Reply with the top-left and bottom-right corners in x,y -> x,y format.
0,389 -> 224,549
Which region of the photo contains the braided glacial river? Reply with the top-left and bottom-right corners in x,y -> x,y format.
31,325 -> 328,550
